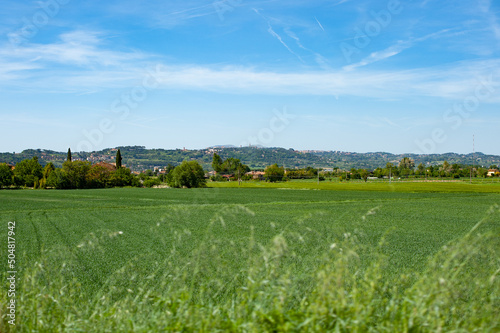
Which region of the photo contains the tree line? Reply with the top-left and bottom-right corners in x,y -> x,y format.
0,149 -> 207,189
227,157 -> 499,183
1,153 -> 498,189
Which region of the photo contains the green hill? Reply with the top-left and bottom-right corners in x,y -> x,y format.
1,146 -> 499,172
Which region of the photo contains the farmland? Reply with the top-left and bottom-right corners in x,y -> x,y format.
1,183 -> 499,332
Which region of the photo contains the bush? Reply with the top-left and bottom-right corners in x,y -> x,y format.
109,167 -> 136,187
264,164 -> 284,182
169,161 -> 206,188
46,169 -> 71,189
143,178 -> 161,188
241,174 -> 253,181
0,163 -> 13,188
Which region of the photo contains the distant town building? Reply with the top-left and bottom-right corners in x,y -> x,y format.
487,169 -> 499,177
245,171 -> 265,180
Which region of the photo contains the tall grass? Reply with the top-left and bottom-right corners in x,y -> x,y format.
2,205 -> 499,332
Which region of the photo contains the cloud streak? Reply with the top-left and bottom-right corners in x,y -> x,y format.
151,62 -> 500,101
343,29 -> 454,71
314,17 -> 325,32
1,30 -> 149,68
267,24 -> 304,62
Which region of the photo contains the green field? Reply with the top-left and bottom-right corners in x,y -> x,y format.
1,183 -> 499,332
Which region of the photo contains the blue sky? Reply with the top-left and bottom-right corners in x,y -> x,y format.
1,0 -> 499,154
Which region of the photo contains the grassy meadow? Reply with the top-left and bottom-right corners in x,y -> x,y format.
0,182 -> 499,332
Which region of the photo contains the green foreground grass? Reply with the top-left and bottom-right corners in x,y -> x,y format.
0,184 -> 499,332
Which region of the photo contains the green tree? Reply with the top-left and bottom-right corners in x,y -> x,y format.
399,157 -> 415,177
168,161 -> 206,188
428,165 -> 435,176
14,157 -> 43,187
359,169 -> 369,182
165,163 -> 176,185
46,169 -> 71,189
221,158 -> 239,173
0,163 -> 13,188
86,164 -> 112,188
385,162 -> 394,178
62,161 -> 91,189
211,154 -> 249,179
264,164 -> 284,182
440,161 -> 452,177
109,167 -> 137,187
477,167 -> 488,178
43,162 -> 55,179
373,167 -> 384,178
212,153 -> 223,173
38,162 -> 56,189
67,148 -> 72,162
116,149 -> 122,168
350,168 -> 361,180
220,158 -> 249,176
166,163 -> 175,174
236,163 -> 250,178
417,163 -> 425,176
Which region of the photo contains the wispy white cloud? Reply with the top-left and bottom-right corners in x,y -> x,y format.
267,24 -> 304,62
343,42 -> 408,72
343,29 -> 454,71
253,8 -> 329,66
1,31 -> 499,104
475,0 -> 500,41
284,28 -> 306,50
0,59 -> 40,79
314,16 -> 325,32
1,30 -> 149,68
103,1 -> 220,29
284,27 -> 330,68
251,8 -> 304,62
135,60 -> 500,102
3,59 -> 500,102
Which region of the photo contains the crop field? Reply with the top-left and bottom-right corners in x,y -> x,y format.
1,184 -> 499,332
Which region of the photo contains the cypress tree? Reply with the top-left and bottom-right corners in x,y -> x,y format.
116,149 -> 122,168
67,148 -> 72,162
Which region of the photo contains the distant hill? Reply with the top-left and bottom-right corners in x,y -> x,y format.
1,146 -> 499,172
